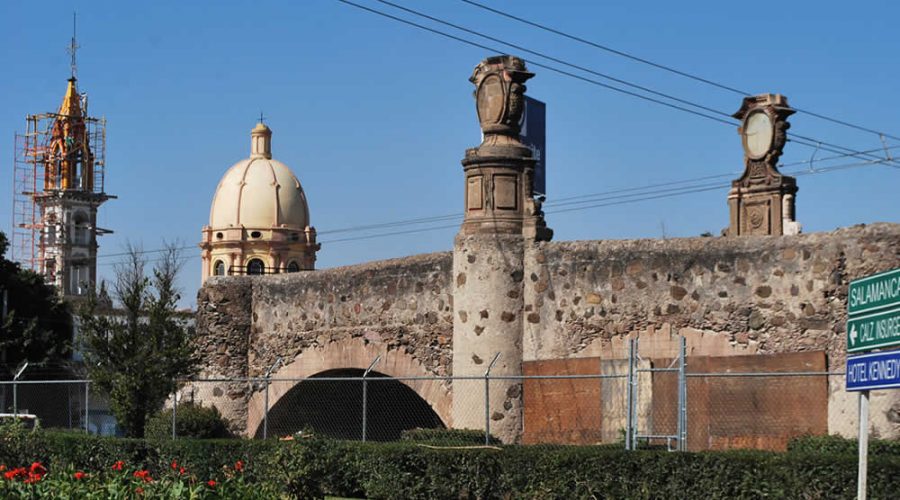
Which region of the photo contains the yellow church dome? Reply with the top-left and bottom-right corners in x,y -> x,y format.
209,123 -> 310,229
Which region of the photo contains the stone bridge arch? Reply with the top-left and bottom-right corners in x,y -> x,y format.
247,338 -> 452,439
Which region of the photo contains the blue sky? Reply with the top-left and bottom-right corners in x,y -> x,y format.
1,0 -> 898,308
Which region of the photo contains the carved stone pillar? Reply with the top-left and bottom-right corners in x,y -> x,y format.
460,55 -> 552,241
727,94 -> 800,236
453,55 -> 550,443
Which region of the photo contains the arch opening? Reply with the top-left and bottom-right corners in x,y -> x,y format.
255,368 -> 445,440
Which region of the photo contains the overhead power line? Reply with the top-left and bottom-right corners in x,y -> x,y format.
334,0 -> 735,125
458,0 -> 900,143
96,157 -> 892,267
373,0 -> 734,120
338,0 -> 899,168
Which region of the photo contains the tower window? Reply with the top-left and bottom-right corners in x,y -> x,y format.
250,231 -> 262,239
213,260 -> 226,276
287,261 -> 300,273
72,212 -> 90,246
247,259 -> 265,276
290,233 -> 300,242
216,232 -> 224,240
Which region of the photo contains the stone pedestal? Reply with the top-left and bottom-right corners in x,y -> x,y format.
451,55 -> 551,443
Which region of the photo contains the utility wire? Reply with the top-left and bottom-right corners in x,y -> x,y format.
96,145 -> 900,262
459,0 -> 752,97
373,0 -> 734,120
334,0 -> 735,126
458,0 -> 900,143
96,157 -> 891,266
339,0 -> 899,167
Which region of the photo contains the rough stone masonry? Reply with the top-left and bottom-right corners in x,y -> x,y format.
192,55 -> 900,442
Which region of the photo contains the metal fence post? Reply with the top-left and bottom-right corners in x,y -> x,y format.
171,384 -> 178,440
677,335 -> 687,452
625,338 -> 635,451
12,362 -> 28,419
362,355 -> 382,442
630,338 -> 641,451
262,357 -> 284,440
484,353 -> 501,445
84,381 -> 89,434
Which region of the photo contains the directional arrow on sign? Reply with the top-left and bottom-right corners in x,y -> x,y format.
850,325 -> 858,346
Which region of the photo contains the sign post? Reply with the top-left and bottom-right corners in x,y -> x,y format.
845,267 -> 900,500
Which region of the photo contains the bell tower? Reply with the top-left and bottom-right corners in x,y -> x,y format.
12,18 -> 113,298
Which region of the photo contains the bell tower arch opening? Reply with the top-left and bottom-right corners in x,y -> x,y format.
254,368 -> 445,440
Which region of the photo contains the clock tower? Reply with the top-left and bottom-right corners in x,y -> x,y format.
727,93 -> 800,236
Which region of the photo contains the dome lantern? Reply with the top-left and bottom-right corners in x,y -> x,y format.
251,122 -> 272,159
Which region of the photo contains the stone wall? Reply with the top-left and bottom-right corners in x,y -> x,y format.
195,222 -> 900,439
247,251 -> 454,378
523,223 -> 899,367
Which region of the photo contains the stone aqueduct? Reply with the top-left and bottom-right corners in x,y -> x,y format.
191,56 -> 900,443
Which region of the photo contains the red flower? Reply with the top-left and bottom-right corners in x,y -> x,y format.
234,460 -> 244,472
29,462 -> 46,476
0,465 -> 6,472
73,471 -> 87,480
207,480 -> 217,488
23,474 -> 41,484
133,470 -> 153,482
178,467 -> 186,475
171,460 -> 178,470
112,460 -> 125,471
135,486 -> 144,495
6,467 -> 27,480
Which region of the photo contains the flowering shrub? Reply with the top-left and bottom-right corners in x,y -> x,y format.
0,458 -> 279,499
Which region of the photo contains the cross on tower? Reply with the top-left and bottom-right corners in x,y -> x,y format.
67,12 -> 79,79
258,111 -> 267,125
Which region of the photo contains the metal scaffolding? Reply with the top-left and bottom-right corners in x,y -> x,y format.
11,110 -> 107,276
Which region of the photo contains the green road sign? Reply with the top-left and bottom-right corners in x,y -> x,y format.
847,306 -> 900,353
849,268 -> 900,316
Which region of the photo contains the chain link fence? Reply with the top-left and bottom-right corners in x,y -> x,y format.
3,341 -> 882,451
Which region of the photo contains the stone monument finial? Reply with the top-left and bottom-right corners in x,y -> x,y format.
726,93 -> 800,236
470,55 -> 534,155
459,55 -> 551,241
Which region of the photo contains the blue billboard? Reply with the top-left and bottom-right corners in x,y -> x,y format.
520,97 -> 546,196
846,349 -> 900,391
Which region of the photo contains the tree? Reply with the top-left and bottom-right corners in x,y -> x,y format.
78,243 -> 197,437
0,232 -> 72,381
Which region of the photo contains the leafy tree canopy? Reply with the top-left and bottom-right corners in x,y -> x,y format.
0,232 -> 72,380
78,243 -> 197,437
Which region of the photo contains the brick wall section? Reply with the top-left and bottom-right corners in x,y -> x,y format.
523,223 -> 900,371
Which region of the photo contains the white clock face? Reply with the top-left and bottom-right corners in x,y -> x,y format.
744,111 -> 773,158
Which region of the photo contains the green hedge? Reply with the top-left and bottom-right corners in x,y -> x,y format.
145,402 -> 234,441
264,441 -> 900,499
400,428 -> 501,446
2,426 -> 900,499
788,434 -> 900,456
